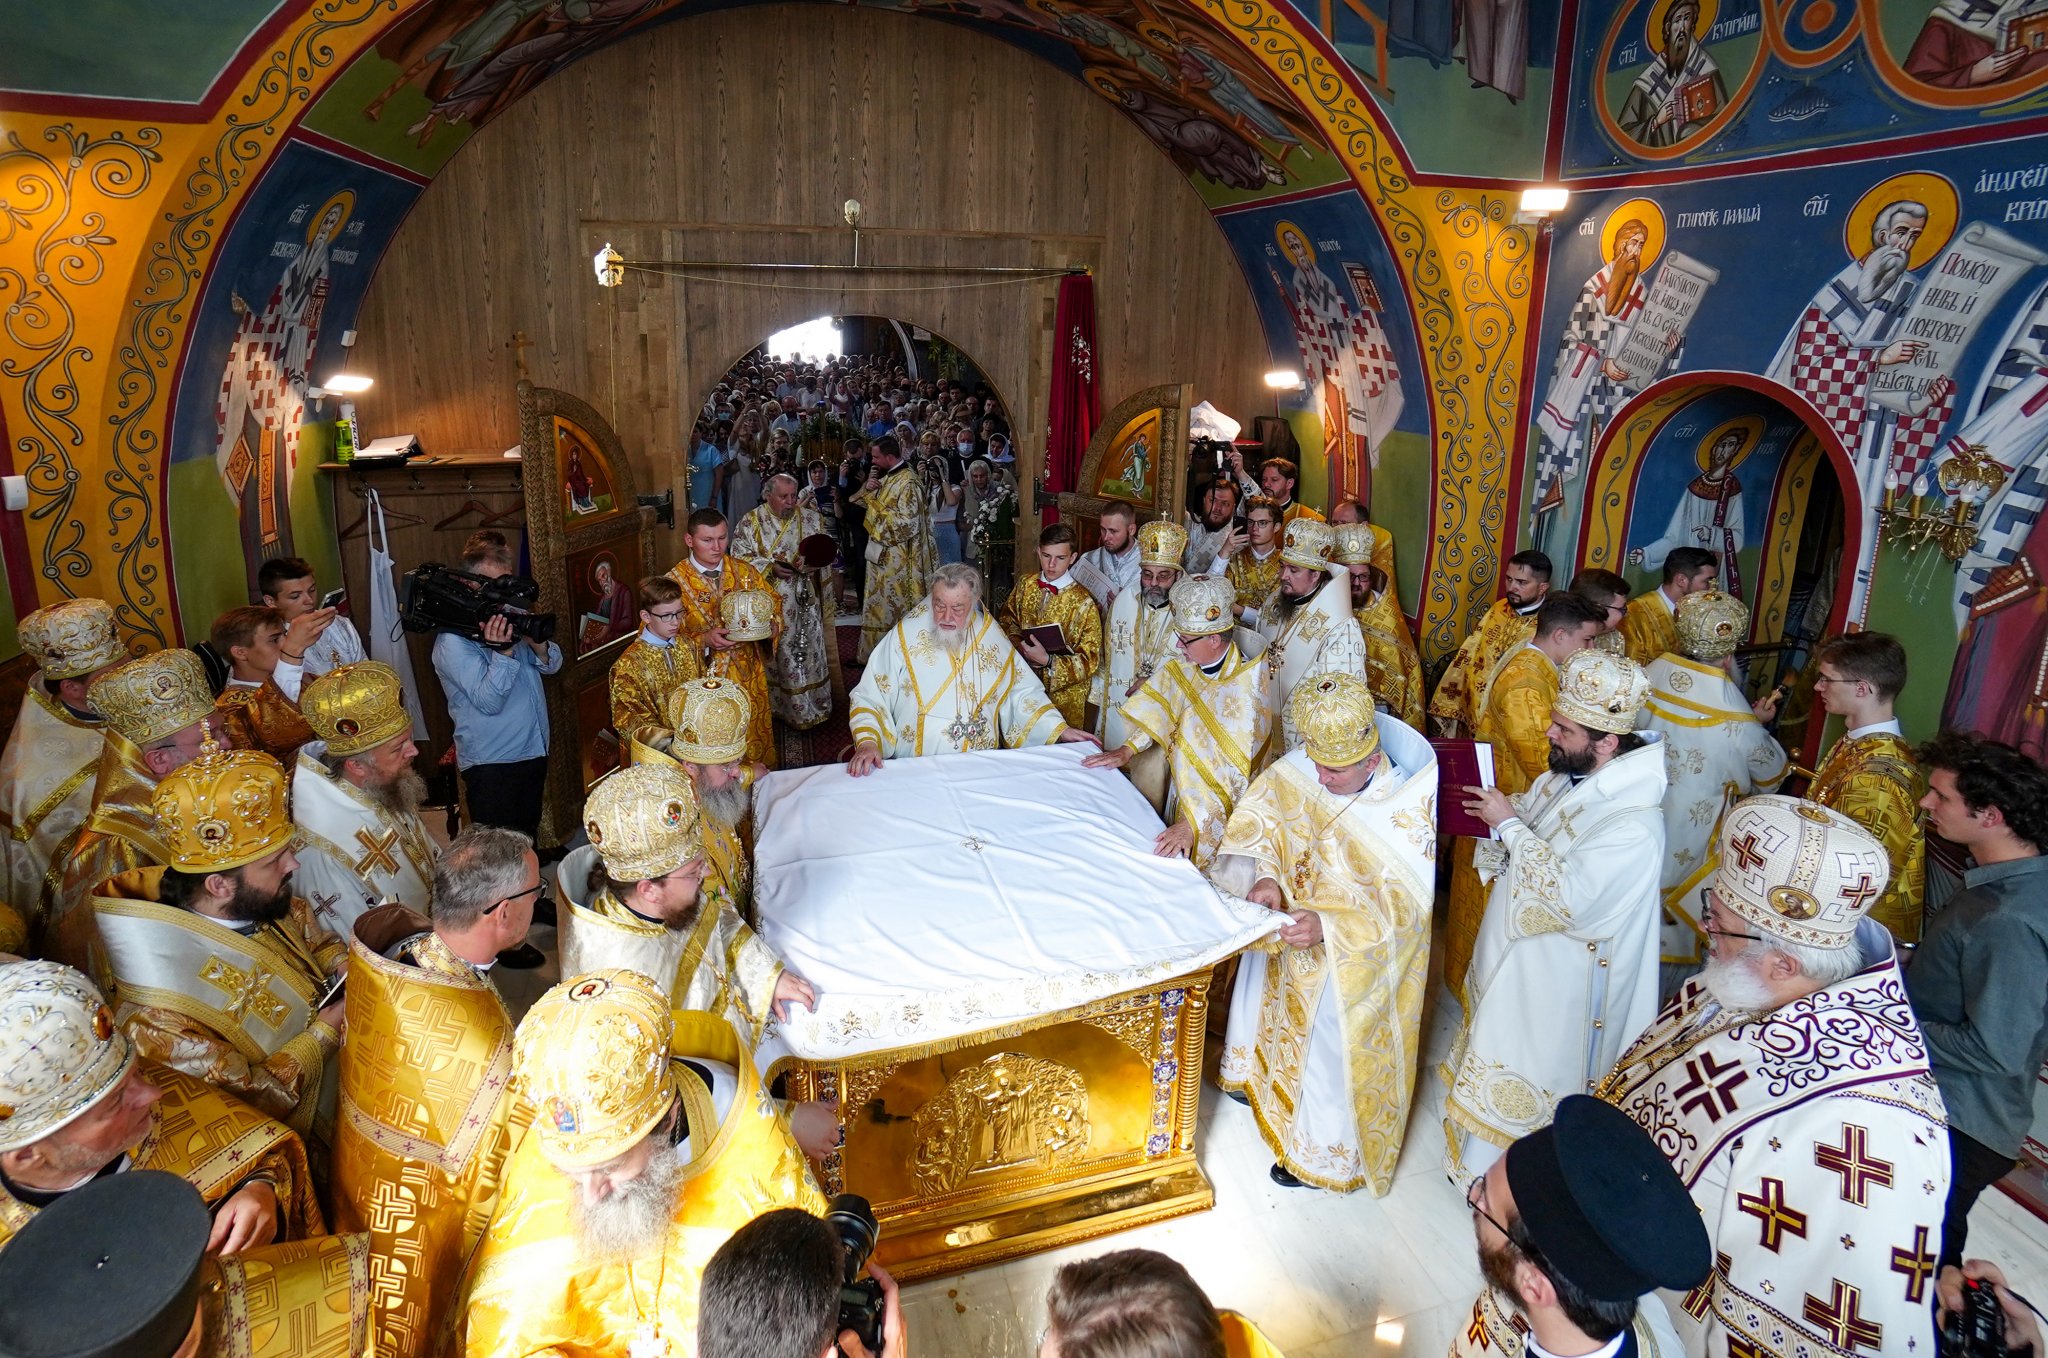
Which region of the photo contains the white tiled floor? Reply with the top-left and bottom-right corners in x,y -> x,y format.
894,980 -> 2048,1357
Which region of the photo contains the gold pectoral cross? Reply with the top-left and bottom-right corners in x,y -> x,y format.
199,955 -> 290,1028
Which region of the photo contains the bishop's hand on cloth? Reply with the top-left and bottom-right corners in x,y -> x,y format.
1442,731 -> 1667,1179
1213,692 -> 1439,1196
849,600 -> 1067,761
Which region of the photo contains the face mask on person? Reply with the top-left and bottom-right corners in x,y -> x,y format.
958,440 -> 973,454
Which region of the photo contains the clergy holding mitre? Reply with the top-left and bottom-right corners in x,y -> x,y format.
848,563 -> 1097,774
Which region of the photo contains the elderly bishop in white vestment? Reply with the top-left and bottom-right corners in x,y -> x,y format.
1217,674 -> 1438,1194
1637,590 -> 1786,977
849,565 -> 1070,762
1445,650 -> 1666,1181
1598,796 -> 1949,1358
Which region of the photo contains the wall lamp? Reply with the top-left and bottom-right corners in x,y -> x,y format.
1264,369 -> 1305,390
1514,186 -> 1570,228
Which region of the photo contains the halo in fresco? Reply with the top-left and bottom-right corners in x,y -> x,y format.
1602,197 -> 1668,269
1695,413 -> 1767,472
1843,171 -> 1958,271
1597,0 -> 1763,157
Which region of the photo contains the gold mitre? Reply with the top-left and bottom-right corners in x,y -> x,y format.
300,661 -> 411,759
1553,650 -> 1651,735
1277,517 -> 1337,572
1714,795 -> 1889,951
1331,522 -> 1377,567
665,677 -> 751,765
19,598 -> 125,681
150,735 -> 294,873
516,969 -> 678,1169
87,649 -> 214,748
0,961 -> 136,1152
584,761 -> 703,883
720,588 -> 775,642
1674,590 -> 1749,662
1167,575 -> 1235,638
1288,672 -> 1382,768
1137,520 -> 1188,570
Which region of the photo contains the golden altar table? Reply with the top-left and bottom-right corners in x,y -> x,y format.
774,970 -> 1217,1282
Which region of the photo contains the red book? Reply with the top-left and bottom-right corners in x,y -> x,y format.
798,533 -> 838,568
1022,622 -> 1073,657
1429,737 -> 1499,839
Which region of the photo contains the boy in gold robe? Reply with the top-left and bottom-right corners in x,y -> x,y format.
608,574 -> 701,747
998,521 -> 1104,730
1427,550 -> 1552,738
1807,630 -> 1927,943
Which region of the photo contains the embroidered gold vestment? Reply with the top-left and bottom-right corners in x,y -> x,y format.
0,684 -> 102,926
1119,640 -> 1271,869
331,907 -> 524,1358
732,501 -> 835,729
848,605 -> 1067,758
1808,731 -> 1927,944
997,577 -> 1104,729
41,728 -> 168,968
199,1232 -> 373,1358
1355,587 -> 1424,730
854,462 -> 932,662
608,637 -> 701,749
1621,588 -> 1677,668
1427,599 -> 1538,738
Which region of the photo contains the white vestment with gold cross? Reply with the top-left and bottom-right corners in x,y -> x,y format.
1443,737 -> 1667,1180
1638,654 -> 1789,967
1215,718 -> 1438,1194
1255,570 -> 1368,760
1597,920 -> 1949,1358
848,602 -> 1067,758
1092,589 -> 1179,753
291,756 -> 437,936
0,682 -> 104,916
733,501 -> 835,729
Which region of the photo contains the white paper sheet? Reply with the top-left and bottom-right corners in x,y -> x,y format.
751,744 -> 1282,1065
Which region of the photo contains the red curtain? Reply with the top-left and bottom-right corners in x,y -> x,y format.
1045,274 -> 1101,496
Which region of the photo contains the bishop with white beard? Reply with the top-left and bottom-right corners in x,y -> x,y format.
848,563 -> 1090,773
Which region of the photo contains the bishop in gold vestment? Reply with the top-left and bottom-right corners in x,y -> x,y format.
332,905 -> 523,1358
1216,677 -> 1439,1194
458,977 -> 823,1358
0,599 -> 127,921
669,527 -> 784,770
854,454 -> 932,662
1334,522 -> 1423,729
41,649 -> 219,968
1088,576 -> 1271,869
1427,596 -> 1542,738
1808,727 -> 1927,943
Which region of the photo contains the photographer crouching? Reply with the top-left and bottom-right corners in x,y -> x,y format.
700,1202 -> 907,1358
420,531 -> 562,965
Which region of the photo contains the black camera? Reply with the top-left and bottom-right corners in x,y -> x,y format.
1942,1277 -> 2019,1358
397,562 -> 556,645
828,1194 -> 886,1355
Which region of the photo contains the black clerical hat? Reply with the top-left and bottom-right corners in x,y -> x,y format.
0,1169 -> 211,1358
1504,1094 -> 1712,1302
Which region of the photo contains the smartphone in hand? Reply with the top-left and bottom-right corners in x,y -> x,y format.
321,587 -> 347,610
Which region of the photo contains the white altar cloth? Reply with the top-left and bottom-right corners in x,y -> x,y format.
752,744 -> 1280,1065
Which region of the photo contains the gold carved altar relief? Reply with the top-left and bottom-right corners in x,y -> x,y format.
911,1053 -> 1089,1195
775,976 -> 1215,1281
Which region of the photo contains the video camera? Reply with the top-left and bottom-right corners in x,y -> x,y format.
398,562 -> 556,645
827,1194 -> 886,1355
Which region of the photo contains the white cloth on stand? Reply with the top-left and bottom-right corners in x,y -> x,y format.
751,744 -> 1281,1066
365,489 -> 428,740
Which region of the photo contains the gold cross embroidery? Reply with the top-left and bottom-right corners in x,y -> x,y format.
353,827 -> 401,877
199,956 -> 290,1028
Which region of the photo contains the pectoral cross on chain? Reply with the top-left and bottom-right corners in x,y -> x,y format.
945,711 -> 991,747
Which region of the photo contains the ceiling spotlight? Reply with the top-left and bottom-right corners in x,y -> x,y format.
322,373 -> 374,394
1264,370 -> 1304,390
